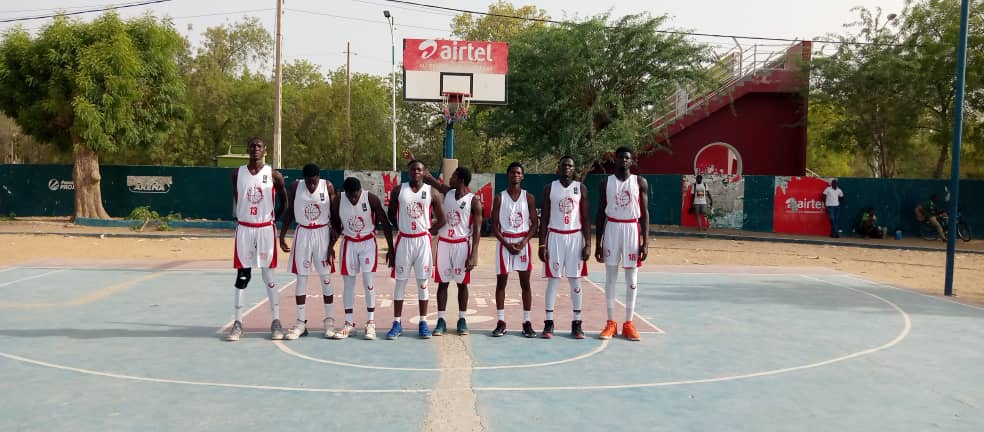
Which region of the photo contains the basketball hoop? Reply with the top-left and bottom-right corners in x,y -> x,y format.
441,91 -> 471,123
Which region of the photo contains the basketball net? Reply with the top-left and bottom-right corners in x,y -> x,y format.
441,92 -> 471,123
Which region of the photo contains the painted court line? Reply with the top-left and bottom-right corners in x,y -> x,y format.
0,267 -> 16,274
0,351 -> 428,394
215,280 -> 298,334
273,339 -> 610,371
474,275 -> 912,392
584,277 -> 665,334
839,274 -> 984,312
0,272 -> 163,309
0,269 -> 66,288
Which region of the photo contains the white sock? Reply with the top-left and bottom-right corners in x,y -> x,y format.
417,278 -> 429,301
345,312 -> 353,323
459,310 -> 466,319
438,311 -> 446,319
234,289 -> 245,321
294,275 -> 307,321
605,266 -> 618,320
497,309 -> 505,320
544,277 -> 558,320
395,316 -> 402,323
261,268 -> 279,320
570,277 -> 582,320
523,310 -> 531,322
625,268 -> 638,322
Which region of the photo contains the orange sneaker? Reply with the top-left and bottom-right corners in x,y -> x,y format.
599,320 -> 617,339
622,321 -> 641,341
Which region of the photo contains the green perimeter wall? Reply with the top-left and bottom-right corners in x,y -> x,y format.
1,164 -> 980,238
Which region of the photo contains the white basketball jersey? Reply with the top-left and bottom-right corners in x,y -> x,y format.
293,179 -> 330,227
236,164 -> 276,224
498,189 -> 530,234
548,180 -> 582,231
397,183 -> 432,235
605,174 -> 641,220
693,183 -> 708,205
441,190 -> 474,241
339,191 -> 374,239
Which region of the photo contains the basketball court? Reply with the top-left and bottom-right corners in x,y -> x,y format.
1,257 -> 982,431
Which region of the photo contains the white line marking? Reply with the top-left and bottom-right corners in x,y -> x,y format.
472,275 -> 912,392
584,277 -> 665,334
839,274 -> 984,312
0,269 -> 65,288
215,280 -> 297,334
274,339 -> 610,371
0,267 -> 17,274
0,351 -> 427,394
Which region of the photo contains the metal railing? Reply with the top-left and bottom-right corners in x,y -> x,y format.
651,42 -> 800,129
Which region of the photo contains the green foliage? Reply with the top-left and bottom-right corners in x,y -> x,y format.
0,12 -> 187,154
487,12 -> 710,173
125,206 -> 180,230
451,1 -> 550,41
0,212 -> 15,221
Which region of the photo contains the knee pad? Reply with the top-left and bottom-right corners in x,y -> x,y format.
234,268 -> 251,289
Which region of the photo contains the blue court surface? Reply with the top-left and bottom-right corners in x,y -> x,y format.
1,263 -> 982,431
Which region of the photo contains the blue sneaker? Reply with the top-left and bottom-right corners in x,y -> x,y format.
419,320 -> 432,339
386,321 -> 403,340
433,317 -> 447,336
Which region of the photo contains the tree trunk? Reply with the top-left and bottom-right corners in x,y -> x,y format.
72,144 -> 110,220
932,142 -> 948,179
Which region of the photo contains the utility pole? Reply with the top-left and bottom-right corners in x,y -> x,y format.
272,0 -> 284,168
346,41 -> 352,169
384,10 -> 396,171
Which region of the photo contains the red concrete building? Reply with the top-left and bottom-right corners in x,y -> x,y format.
637,42 -> 812,177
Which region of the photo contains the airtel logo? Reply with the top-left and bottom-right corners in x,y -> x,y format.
417,39 -> 495,62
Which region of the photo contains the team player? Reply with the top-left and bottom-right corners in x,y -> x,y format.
491,162 -> 539,338
330,177 -> 394,340
278,163 -> 337,340
595,146 -> 650,341
538,156 -> 590,339
225,137 -> 289,342
386,160 -> 446,339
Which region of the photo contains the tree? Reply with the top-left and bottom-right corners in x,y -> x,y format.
899,0 -> 984,178
812,7 -> 919,178
487,12 -> 709,172
451,1 -> 549,41
0,13 -> 187,218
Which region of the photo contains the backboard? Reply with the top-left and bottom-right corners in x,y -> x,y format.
403,38 -> 508,105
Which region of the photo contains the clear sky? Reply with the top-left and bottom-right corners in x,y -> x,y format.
1,0 -> 908,76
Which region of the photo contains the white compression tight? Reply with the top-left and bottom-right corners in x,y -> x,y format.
604,266 -> 638,321
544,277 -> 583,320
262,268 -> 279,320
342,273 -> 376,310
393,278 -> 429,317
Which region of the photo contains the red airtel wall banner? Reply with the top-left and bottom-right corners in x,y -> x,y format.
773,176 -> 829,235
403,39 -> 509,74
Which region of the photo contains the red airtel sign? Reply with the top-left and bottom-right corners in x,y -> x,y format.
403,39 -> 509,74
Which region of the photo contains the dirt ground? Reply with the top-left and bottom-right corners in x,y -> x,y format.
2,217 -> 982,305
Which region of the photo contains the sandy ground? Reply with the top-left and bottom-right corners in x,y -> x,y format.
2,217 -> 982,305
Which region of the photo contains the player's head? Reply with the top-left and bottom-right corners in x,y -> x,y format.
407,160 -> 425,184
343,177 -> 362,200
614,146 -> 634,170
557,156 -> 575,179
302,163 -> 320,191
246,137 -> 266,162
831,179 -> 839,188
507,162 -> 524,185
450,166 -> 471,189
695,174 -> 703,183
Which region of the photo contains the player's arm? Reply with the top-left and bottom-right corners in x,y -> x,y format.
328,194 -> 341,261
467,195 -> 483,271
273,170 -> 288,221
422,171 -> 451,195
230,168 -> 238,217
637,176 -> 650,262
387,186 -> 400,229
429,190 -> 446,237
594,178 -> 607,263
491,193 -> 506,244
326,181 -> 338,202
580,182 -> 591,261
522,191 -> 538,249
369,193 -> 395,266
538,184 -> 551,263
279,180 -> 299,252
